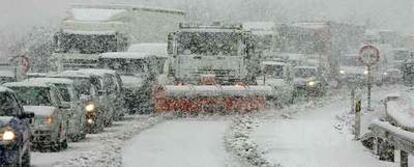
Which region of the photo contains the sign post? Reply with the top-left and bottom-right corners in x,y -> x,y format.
355,96 -> 361,139
359,45 -> 380,111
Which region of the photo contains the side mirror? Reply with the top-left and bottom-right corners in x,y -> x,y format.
20,112 -> 35,119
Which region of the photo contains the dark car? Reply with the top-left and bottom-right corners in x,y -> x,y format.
0,86 -> 34,166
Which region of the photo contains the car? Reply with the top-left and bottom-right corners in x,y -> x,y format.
381,68 -> 402,84
77,69 -> 124,124
98,52 -> 158,114
293,66 -> 327,97
4,81 -> 69,152
47,71 -> 105,134
338,54 -> 385,87
0,86 -> 34,166
25,78 -> 87,141
79,69 -> 125,120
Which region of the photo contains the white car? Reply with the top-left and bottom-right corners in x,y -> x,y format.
25,78 -> 87,141
4,81 -> 69,152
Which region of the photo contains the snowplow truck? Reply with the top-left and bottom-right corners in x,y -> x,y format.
154,23 -> 272,113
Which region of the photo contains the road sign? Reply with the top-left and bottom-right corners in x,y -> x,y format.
359,45 -> 379,111
20,55 -> 30,73
359,45 -> 380,66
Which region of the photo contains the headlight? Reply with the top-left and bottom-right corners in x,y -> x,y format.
383,72 -> 388,76
364,70 -> 369,75
85,103 -> 95,112
87,119 -> 94,124
307,81 -> 317,87
339,70 -> 345,74
45,116 -> 53,126
2,130 -> 15,141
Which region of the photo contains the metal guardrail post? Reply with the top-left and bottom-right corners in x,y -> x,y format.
401,150 -> 408,167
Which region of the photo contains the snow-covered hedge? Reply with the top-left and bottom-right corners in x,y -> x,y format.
57,114 -> 171,167
225,115 -> 280,167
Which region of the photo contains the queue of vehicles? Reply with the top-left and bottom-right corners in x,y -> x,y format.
2,3 -> 414,167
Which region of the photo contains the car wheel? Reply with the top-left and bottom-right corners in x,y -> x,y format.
21,148 -> 30,167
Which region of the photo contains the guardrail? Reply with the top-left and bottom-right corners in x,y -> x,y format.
369,119 -> 414,167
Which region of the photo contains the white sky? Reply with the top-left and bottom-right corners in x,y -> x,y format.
0,0 -> 413,54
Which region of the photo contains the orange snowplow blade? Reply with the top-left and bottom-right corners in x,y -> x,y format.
153,85 -> 272,113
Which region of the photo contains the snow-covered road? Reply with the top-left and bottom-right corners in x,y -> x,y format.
122,119 -> 237,167
252,87 -> 399,167
31,114 -> 165,167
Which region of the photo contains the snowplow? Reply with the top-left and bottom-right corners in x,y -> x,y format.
154,23 -> 272,113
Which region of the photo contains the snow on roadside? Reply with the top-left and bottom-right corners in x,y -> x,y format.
34,113 -> 171,167
224,114 -> 279,167
250,86 -> 402,167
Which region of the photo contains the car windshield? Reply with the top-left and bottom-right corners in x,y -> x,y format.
177,31 -> 240,56
99,58 -> 148,76
10,87 -> 52,106
294,68 -> 317,78
263,64 -> 284,79
0,93 -> 16,116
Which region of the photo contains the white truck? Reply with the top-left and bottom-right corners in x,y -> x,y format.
51,4 -> 185,72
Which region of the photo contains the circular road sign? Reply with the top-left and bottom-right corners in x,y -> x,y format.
359,45 -> 380,66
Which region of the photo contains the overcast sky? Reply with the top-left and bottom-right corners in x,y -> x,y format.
0,0 -> 413,54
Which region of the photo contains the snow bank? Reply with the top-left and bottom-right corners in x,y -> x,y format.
225,115 -> 280,167
54,114 -> 171,167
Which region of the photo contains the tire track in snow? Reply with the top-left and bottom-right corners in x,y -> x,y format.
122,119 -> 240,167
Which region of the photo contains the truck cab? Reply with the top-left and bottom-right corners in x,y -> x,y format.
165,23 -> 258,85
257,60 -> 294,106
50,29 -> 128,72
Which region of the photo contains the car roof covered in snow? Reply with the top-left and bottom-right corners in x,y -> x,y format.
48,71 -> 92,79
77,69 -> 117,76
24,78 -> 74,85
3,81 -> 51,88
99,52 -> 155,60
